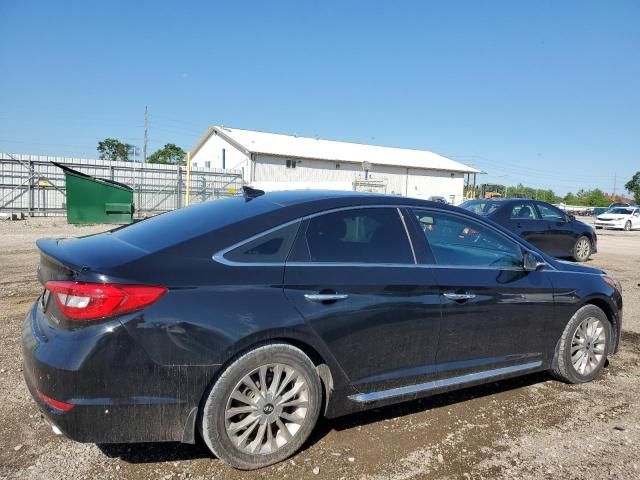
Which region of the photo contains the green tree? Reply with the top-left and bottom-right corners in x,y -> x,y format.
567,188 -> 611,207
147,143 -> 186,165
502,183 -> 560,203
97,138 -> 134,162
625,171 -> 640,204
583,189 -> 611,207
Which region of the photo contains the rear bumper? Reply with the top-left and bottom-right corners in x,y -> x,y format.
21,300 -> 216,444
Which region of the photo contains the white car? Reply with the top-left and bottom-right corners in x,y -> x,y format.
595,206 -> 640,231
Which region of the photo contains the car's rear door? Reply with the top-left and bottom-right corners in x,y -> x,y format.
408,207 -> 556,380
283,206 -> 442,395
506,201 -> 546,247
534,202 -> 576,256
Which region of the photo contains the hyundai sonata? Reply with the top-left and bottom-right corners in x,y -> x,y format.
23,189 -> 622,469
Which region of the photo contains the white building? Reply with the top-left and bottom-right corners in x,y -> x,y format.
189,126 -> 481,204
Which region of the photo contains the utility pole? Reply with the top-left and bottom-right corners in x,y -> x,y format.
143,105 -> 148,163
613,172 -> 617,196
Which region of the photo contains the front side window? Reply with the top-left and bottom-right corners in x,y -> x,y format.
510,203 -> 538,220
297,208 -> 414,264
412,209 -> 523,268
536,203 -> 565,221
223,222 -> 300,263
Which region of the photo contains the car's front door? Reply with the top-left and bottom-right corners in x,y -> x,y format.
409,208 -> 556,380
632,209 -> 640,229
283,206 -> 442,395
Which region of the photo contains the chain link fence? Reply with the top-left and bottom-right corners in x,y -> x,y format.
0,153 -> 244,217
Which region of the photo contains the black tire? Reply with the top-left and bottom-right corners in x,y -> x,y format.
572,235 -> 592,262
550,305 -> 611,384
624,221 -> 631,231
200,343 -> 322,470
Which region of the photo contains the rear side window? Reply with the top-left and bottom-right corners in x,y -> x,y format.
223,222 -> 300,263
294,208 -> 414,264
412,209 -> 523,268
510,203 -> 538,220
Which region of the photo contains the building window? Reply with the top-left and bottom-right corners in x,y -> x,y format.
205,161 -> 211,169
335,163 -> 340,169
286,159 -> 297,169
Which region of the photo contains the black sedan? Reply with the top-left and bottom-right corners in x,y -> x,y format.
23,189 -> 622,469
460,198 -> 597,262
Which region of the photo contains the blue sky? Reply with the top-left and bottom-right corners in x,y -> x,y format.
1,0 -> 638,195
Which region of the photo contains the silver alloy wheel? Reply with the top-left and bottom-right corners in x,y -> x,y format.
571,317 -> 606,375
225,363 -> 309,455
575,238 -> 590,260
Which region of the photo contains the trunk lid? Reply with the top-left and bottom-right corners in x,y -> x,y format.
36,233 -> 150,285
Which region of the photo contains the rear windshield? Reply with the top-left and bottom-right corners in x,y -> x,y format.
111,196 -> 278,251
459,200 -> 499,216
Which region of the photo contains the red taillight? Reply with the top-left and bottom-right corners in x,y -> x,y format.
36,390 -> 75,412
45,281 -> 167,321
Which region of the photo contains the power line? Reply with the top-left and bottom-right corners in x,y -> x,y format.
143,106 -> 148,163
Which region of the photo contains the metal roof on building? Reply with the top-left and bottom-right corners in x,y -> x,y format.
192,126 -> 481,174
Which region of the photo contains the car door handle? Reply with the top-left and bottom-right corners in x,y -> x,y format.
304,293 -> 349,303
442,292 -> 476,302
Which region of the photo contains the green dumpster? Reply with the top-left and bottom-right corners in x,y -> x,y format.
53,162 -> 134,224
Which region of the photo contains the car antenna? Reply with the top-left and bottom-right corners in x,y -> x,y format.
242,185 -> 265,201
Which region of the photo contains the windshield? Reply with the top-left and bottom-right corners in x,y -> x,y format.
459,200 -> 499,216
608,208 -> 634,215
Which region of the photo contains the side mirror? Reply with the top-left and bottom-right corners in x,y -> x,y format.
523,251 -> 546,271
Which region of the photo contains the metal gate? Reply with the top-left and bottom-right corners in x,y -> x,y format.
0,153 -> 244,217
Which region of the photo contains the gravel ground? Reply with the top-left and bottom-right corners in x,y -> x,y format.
0,217 -> 638,480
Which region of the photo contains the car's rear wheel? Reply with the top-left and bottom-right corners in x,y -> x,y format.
551,305 -> 611,384
200,343 -> 322,470
624,220 -> 631,231
572,236 -> 592,262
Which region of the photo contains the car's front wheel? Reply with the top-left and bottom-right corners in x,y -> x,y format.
200,343 -> 322,470
624,220 -> 632,231
572,236 -> 592,262
551,305 -> 611,384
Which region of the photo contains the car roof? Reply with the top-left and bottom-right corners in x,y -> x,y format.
247,189 -> 455,211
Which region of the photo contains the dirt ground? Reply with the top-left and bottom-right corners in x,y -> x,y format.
0,217 -> 638,480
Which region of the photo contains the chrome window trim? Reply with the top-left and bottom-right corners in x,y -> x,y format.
212,218 -> 303,267
211,203 -> 556,271
397,207 -> 417,264
212,205 -> 416,267
285,262 -> 532,271
348,360 -> 543,403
